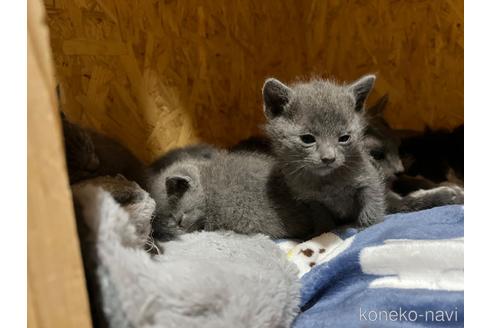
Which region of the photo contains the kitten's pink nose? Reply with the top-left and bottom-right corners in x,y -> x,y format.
321,156 -> 336,164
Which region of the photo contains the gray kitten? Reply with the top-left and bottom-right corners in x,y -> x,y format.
262,75 -> 386,228
363,96 -> 464,213
149,150 -> 314,239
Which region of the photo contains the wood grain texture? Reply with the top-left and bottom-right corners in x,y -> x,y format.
28,0 -> 92,326
45,0 -> 463,163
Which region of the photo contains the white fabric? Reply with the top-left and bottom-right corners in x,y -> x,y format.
360,237 -> 464,291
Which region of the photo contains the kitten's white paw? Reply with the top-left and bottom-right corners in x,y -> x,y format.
414,185 -> 464,206
436,185 -> 464,204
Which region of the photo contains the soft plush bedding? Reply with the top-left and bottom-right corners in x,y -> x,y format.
279,205 -> 464,327
73,177 -> 301,328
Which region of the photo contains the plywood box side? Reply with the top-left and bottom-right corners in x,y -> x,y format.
45,0 -> 463,163
28,0 -> 92,326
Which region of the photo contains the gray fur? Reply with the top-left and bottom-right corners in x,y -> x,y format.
229,136 -> 273,154
149,150 -> 314,239
262,76 -> 386,227
386,186 -> 464,214
148,144 -> 219,174
144,144 -> 220,240
72,180 -> 300,328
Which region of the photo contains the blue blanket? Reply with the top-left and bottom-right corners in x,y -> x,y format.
294,205 -> 464,328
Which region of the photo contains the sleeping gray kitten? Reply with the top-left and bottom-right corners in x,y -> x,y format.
262,75 -> 386,228
145,144 -> 220,240
149,150 -> 314,239
363,95 -> 464,213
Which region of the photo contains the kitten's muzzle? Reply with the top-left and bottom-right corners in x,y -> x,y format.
313,163 -> 337,175
321,156 -> 336,164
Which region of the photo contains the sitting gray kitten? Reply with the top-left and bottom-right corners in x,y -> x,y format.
363,95 -> 464,213
149,150 -> 314,239
262,75 -> 386,228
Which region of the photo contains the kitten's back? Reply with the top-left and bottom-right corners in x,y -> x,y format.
201,151 -> 313,238
229,136 -> 273,155
149,144 -> 219,173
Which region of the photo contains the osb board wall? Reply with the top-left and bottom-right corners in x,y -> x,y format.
28,0 -> 92,326
44,0 -> 463,163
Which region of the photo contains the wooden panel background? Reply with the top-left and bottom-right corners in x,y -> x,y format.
28,0 -> 92,326
44,0 -> 463,163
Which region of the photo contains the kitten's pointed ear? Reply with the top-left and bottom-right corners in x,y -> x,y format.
349,74 -> 376,112
165,175 -> 191,197
262,78 -> 293,119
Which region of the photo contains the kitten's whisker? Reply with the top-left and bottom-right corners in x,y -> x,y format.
286,162 -> 310,179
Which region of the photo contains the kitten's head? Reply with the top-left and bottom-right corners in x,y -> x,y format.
364,95 -> 404,181
151,162 -> 206,233
262,75 -> 375,176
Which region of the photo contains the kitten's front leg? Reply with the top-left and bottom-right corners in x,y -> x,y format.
307,201 -> 337,236
387,186 -> 464,213
356,183 -> 386,227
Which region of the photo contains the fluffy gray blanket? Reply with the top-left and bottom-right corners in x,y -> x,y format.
72,176 -> 300,328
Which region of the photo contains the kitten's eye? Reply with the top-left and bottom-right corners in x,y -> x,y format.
338,135 -> 351,143
370,149 -> 386,161
300,134 -> 316,145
